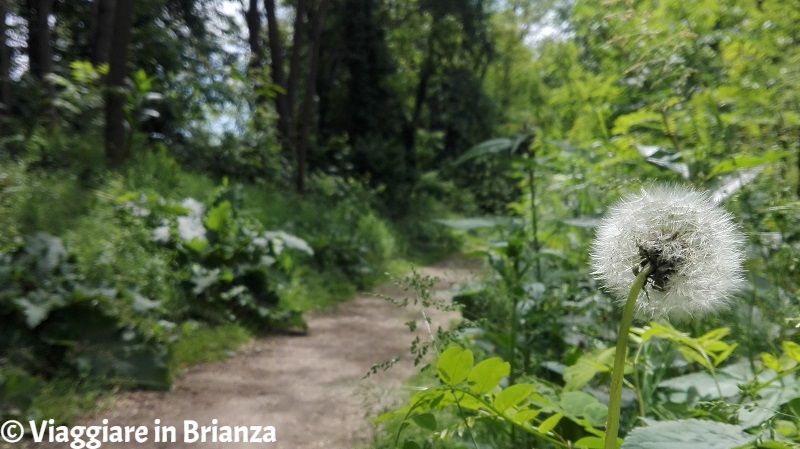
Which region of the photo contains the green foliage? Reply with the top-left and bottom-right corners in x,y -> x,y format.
116,180 -> 310,333
621,419 -> 755,449
0,368 -> 43,423
0,233 -> 174,401
379,326 -> 800,448
241,174 -> 405,289
378,346 -> 609,448
0,157 -> 455,426
370,0 -> 800,446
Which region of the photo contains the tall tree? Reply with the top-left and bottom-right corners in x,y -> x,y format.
262,0 -> 331,193
295,0 -> 330,193
263,0 -> 290,147
104,0 -> 135,166
314,0 -> 494,197
24,0 -> 55,122
25,0 -> 53,80
89,0 -> 116,65
245,0 -> 263,73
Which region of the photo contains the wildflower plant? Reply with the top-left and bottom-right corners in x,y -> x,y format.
590,184 -> 746,449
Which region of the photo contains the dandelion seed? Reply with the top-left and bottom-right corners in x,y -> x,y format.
591,184 -> 746,322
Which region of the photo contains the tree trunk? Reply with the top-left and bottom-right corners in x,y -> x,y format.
265,0 -> 331,193
295,0 -> 330,193
26,0 -> 53,80
104,0 -> 135,166
264,0 -> 292,152
286,0 -> 307,123
245,0 -> 263,71
25,0 -> 55,123
401,37 -> 437,184
89,0 -> 116,66
246,0 -> 271,131
0,0 -> 13,117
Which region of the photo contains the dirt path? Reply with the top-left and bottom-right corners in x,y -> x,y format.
23,258 -> 480,449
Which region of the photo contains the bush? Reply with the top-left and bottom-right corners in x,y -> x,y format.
0,233 -> 173,394
115,180 -> 311,333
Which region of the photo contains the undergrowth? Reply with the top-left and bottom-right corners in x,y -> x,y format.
0,148 -> 465,429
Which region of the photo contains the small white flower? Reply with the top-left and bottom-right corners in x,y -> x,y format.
152,225 -> 171,243
177,216 -> 206,242
181,198 -> 206,217
264,231 -> 314,256
591,184 -> 746,322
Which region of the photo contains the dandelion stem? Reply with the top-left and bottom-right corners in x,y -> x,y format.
604,264 -> 653,449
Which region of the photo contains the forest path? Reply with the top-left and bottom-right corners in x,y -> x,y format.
39,257 -> 480,449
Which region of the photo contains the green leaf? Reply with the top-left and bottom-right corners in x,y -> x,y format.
621,419 -> 754,449
574,436 -> 606,449
560,391 -> 597,415
468,357 -> 510,394
436,346 -> 473,386
564,348 -> 614,391
185,238 -> 208,253
739,378 -> 800,428
612,110 -> 662,135
755,442 -> 800,449
402,441 -> 421,449
457,138 -> 514,162
454,133 -> 532,164
433,217 -> 516,231
205,200 -> 233,231
411,413 -> 437,431
709,152 -> 788,177
494,384 -> 535,412
561,217 -> 601,228
538,412 -> 563,434
583,403 -> 609,429
783,341 -> 800,363
511,409 -> 540,424
560,391 -> 608,428
15,294 -> 64,328
658,359 -> 753,403
375,408 -> 407,423
763,352 -> 783,372
635,144 -> 691,179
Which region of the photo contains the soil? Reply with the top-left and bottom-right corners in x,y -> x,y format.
22,257 -> 481,449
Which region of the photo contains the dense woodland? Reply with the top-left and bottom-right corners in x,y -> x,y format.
1,0 -> 799,447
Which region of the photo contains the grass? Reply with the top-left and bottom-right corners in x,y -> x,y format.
29,379 -> 113,426
171,323 -> 253,369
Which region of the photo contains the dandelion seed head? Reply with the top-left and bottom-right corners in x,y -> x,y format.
590,184 -> 746,322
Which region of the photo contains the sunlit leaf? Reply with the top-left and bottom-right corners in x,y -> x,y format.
436,346 -> 473,386
538,412 -> 563,434
574,436 -> 606,449
783,341 -> 800,363
467,357 -> 510,394
494,384 -> 535,412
